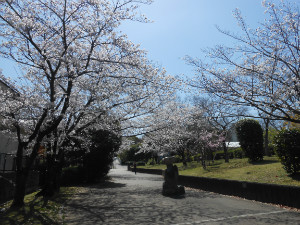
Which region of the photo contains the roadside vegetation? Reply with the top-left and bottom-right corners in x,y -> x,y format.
138,156 -> 300,187
0,187 -> 80,225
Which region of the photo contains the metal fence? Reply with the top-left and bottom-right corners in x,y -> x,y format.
0,153 -> 16,172
0,153 -> 42,173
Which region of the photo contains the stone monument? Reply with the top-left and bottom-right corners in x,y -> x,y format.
162,156 -> 185,196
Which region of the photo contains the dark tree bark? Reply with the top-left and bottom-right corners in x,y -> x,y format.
11,168 -> 28,208
11,142 -> 26,208
11,138 -> 42,208
264,118 -> 270,156
222,140 -> 229,163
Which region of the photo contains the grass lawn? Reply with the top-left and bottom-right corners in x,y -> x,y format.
139,156 -> 300,187
0,187 -> 80,225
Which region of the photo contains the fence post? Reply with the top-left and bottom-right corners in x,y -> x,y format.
3,154 -> 7,172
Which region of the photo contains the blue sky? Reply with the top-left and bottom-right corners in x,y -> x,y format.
119,0 -> 280,78
0,0 -> 298,82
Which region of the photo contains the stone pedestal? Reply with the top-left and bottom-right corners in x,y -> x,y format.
162,157 -> 185,196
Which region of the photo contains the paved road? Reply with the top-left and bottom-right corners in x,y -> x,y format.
63,163 -> 300,224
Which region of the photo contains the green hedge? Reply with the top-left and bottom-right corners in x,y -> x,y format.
236,119 -> 264,162
275,129 -> 300,175
233,148 -> 245,159
213,149 -> 235,160
61,166 -> 85,186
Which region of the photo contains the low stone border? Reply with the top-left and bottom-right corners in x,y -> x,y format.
133,167 -> 300,209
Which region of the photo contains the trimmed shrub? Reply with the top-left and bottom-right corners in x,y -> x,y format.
192,154 -> 201,162
274,129 -> 300,175
213,151 -> 224,160
235,119 -> 264,162
83,129 -> 121,182
61,166 -> 85,186
213,150 -> 234,160
174,155 -> 182,163
268,145 -> 275,156
233,148 -> 244,159
136,161 -> 145,166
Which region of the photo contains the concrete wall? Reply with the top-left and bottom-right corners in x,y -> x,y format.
133,168 -> 300,209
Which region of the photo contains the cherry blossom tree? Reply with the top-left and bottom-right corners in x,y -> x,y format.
192,96 -> 247,162
140,100 -> 192,154
185,0 -> 300,124
0,0 -> 175,207
139,99 -> 224,167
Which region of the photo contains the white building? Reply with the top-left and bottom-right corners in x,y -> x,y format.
225,125 -> 240,148
0,78 -> 19,171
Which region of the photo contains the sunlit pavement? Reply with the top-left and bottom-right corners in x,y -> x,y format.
63,161 -> 300,225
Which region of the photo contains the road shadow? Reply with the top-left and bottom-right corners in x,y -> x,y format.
62,170 -> 300,225
89,181 -> 127,189
164,194 -> 186,199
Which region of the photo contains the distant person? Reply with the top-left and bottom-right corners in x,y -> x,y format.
133,162 -> 137,175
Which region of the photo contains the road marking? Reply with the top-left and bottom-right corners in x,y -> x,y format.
173,210 -> 287,224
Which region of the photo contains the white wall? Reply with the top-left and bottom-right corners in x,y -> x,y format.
0,80 -> 18,155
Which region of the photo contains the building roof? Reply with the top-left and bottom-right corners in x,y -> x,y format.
225,142 -> 240,148
0,78 -> 19,95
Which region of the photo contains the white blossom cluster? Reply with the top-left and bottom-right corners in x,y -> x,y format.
0,0 -> 176,158
186,0 -> 300,124
134,99 -> 225,157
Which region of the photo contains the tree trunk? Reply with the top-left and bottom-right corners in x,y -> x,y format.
53,165 -> 62,193
223,140 -> 229,163
181,150 -> 187,166
12,139 -> 41,207
11,168 -> 28,208
38,147 -> 64,197
201,157 -> 206,169
11,142 -> 26,208
37,155 -> 56,197
264,118 -> 270,156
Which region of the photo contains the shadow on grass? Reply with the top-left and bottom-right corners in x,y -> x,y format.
0,196 -> 62,225
249,159 -> 278,166
178,161 -> 219,170
288,173 -> 300,182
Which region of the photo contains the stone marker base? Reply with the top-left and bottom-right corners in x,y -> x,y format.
162,183 -> 185,196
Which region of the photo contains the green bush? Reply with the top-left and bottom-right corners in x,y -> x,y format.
268,145 -> 275,156
274,129 -> 300,175
136,161 -> 145,166
61,166 -> 85,186
235,119 -> 264,162
213,150 -> 224,160
83,129 -> 121,182
118,137 -> 153,164
213,150 -> 234,160
147,158 -> 156,165
233,148 -> 244,159
126,161 -> 135,166
174,155 -> 181,162
192,154 -> 201,162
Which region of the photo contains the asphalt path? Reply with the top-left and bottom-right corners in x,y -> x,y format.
63,162 -> 300,224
